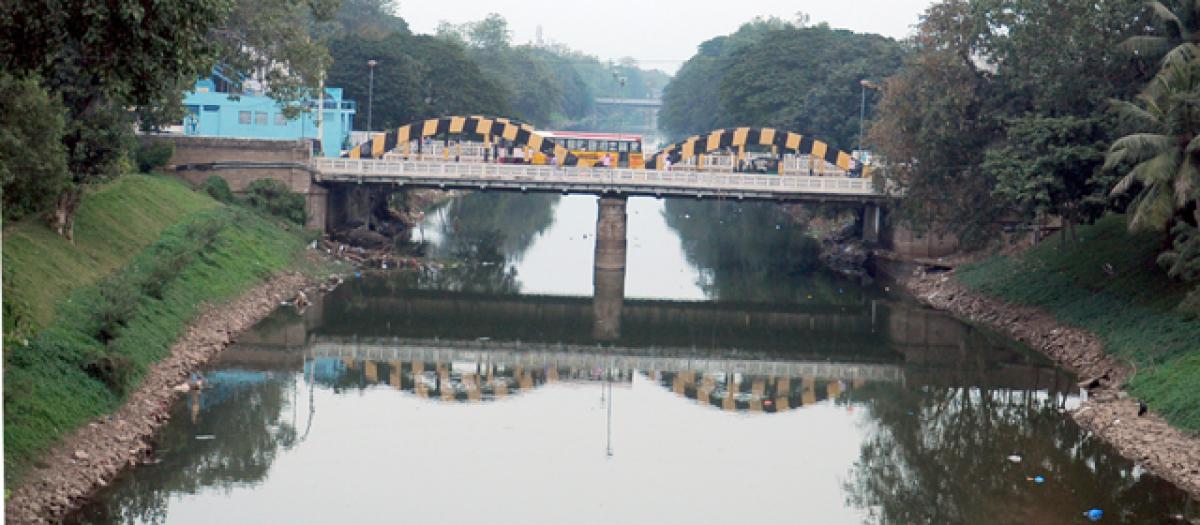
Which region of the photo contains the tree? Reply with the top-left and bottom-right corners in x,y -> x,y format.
1121,0 -> 1200,73
868,0 -> 1151,244
986,116 -> 1111,242
0,0 -> 336,239
1105,59 -> 1200,231
0,72 -> 69,223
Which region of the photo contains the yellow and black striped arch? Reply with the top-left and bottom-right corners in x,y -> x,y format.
343,115 -> 579,165
646,127 -> 865,175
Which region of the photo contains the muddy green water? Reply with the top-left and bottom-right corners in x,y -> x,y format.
70,194 -> 1197,524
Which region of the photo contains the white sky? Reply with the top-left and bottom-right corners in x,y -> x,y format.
397,0 -> 935,74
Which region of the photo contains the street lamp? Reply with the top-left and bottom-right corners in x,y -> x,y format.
858,79 -> 880,152
367,59 -> 378,133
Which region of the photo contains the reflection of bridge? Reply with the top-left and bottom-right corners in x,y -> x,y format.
309,338 -> 905,383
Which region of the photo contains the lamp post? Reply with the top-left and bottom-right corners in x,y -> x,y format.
858,79 -> 880,152
367,59 -> 378,133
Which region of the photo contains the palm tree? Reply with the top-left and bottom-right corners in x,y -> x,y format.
1105,59 -> 1200,230
1123,0 -> 1200,72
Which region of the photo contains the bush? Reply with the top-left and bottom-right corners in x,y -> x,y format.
245,178 -> 306,225
134,141 -> 174,173
202,175 -> 235,204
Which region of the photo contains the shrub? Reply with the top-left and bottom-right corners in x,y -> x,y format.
134,141 -> 174,173
201,175 -> 235,204
245,178 -> 306,225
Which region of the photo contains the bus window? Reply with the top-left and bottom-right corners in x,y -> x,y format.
608,141 -> 619,151
618,142 -> 630,153
631,142 -> 641,153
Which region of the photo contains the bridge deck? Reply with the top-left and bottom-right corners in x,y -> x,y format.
313,159 -> 883,201
309,340 -> 905,382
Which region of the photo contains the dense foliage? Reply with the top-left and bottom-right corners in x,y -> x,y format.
660,18 -> 906,150
0,0 -> 336,239
867,0 -> 1150,244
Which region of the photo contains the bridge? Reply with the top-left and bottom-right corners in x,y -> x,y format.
593,98 -> 663,108
313,158 -> 880,203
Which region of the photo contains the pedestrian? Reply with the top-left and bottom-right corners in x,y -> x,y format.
663,156 -> 672,172
601,153 -> 612,169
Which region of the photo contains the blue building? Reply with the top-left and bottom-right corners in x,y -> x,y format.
181,75 -> 356,158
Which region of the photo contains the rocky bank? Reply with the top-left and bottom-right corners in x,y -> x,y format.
905,269 -> 1200,500
4,265 -> 336,524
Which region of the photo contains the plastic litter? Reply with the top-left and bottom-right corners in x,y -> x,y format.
1007,454 -> 1023,463
1026,475 -> 1045,484
1084,508 -> 1103,521
195,435 -> 216,440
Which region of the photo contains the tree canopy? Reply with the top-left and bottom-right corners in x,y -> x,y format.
660,19 -> 906,151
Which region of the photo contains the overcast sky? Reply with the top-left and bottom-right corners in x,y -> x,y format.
397,0 -> 935,74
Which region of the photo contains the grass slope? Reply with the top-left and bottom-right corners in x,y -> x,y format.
2,175 -> 310,483
957,215 -> 1200,433
3,175 -> 216,336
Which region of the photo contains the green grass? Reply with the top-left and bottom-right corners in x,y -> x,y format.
957,214 -> 1200,433
2,175 -> 313,483
2,175 -> 217,336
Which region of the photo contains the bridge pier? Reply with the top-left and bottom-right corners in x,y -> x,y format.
593,268 -> 625,342
593,195 -> 628,342
594,196 -> 628,271
862,203 -> 881,245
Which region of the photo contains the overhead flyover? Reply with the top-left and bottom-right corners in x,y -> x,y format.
647,127 -> 868,177
344,115 -> 580,166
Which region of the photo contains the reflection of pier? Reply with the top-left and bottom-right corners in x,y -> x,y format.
309,338 -> 905,383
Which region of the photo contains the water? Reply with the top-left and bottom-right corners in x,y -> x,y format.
71,194 -> 1198,524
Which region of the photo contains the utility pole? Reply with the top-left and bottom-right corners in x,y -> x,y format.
858,79 -> 879,153
367,59 -> 378,132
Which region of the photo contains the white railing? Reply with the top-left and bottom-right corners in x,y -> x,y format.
313,159 -> 879,196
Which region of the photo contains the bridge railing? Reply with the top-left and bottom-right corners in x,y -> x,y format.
314,159 -> 880,196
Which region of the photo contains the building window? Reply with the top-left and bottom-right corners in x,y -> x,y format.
203,105 -> 219,112
254,112 -> 267,125
238,110 -> 251,124
274,113 -> 287,126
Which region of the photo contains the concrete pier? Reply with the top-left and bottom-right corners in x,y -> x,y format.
594,196 -> 628,271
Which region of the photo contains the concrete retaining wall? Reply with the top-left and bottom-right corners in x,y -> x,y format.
141,135 -> 328,231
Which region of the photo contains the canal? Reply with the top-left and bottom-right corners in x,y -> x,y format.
70,193 -> 1198,524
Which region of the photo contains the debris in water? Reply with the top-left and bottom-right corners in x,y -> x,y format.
477,337 -> 491,342
1007,454 -> 1023,463
195,435 -> 216,440
1084,508 -> 1104,521
1026,475 -> 1045,484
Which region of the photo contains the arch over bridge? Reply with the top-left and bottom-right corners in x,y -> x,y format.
345,115 -> 581,165
647,127 -> 867,177
341,115 -> 867,175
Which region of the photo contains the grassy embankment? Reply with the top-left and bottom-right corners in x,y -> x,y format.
957,214 -> 1200,434
2,174 -> 316,483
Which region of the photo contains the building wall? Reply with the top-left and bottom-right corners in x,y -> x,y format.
182,81 -> 355,158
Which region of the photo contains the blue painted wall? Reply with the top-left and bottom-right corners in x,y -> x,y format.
182,79 -> 356,158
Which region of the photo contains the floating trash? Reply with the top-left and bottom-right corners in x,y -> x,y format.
195,435 -> 216,440
1026,475 -> 1045,484
1084,508 -> 1104,521
1007,454 -> 1023,463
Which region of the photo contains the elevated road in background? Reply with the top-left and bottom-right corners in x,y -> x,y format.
313,159 -> 883,202
594,98 -> 663,108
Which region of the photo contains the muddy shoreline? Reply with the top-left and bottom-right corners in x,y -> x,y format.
901,268 -> 1200,500
4,268 -> 333,524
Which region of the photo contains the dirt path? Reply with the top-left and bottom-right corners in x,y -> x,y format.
5,270 -> 329,524
904,269 -> 1200,500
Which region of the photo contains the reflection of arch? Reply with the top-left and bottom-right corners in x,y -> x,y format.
657,371 -> 858,413
331,359 -> 631,402
647,127 -> 866,175
344,115 -> 579,166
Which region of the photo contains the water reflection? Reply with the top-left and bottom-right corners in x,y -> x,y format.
69,194 -> 1197,524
